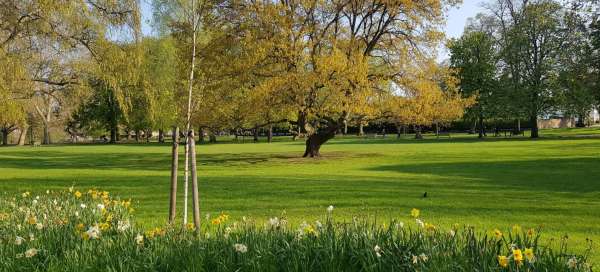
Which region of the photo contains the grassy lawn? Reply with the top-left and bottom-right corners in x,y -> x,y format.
1,129 -> 600,261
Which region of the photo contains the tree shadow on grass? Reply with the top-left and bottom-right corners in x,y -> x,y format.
366,157 -> 600,193
0,149 -> 316,171
330,135 -> 600,145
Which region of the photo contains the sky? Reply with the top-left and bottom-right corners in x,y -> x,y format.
139,0 -> 487,62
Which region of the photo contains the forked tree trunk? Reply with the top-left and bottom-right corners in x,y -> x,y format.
530,115 -> 539,138
42,125 -> 51,145
189,130 -> 200,232
18,125 -> 28,146
168,127 -> 179,224
267,125 -> 273,143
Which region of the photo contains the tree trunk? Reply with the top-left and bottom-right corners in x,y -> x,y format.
110,127 -> 117,144
134,130 -> 140,142
18,125 -> 28,146
253,128 -> 259,142
198,128 -> 205,143
358,123 -> 364,136
267,124 -> 273,143
158,129 -> 165,143
478,116 -> 485,139
516,119 -> 521,132
125,129 -> 131,141
530,115 -> 539,138
42,125 -> 51,145
414,126 -> 423,139
189,130 -> 201,233
146,129 -> 152,143
396,124 -> 402,139
209,133 -> 217,143
183,132 -> 189,225
303,126 -> 337,158
343,120 -> 348,135
435,123 -> 439,138
1,129 -> 8,146
168,127 -> 179,224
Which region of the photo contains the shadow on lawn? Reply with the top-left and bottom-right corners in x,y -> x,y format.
0,149 -> 312,171
367,156 -> 600,193
329,135 -> 600,145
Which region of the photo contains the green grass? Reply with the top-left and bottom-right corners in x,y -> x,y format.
2,129 -> 600,262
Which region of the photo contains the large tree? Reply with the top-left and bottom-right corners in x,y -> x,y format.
228,0 -> 461,157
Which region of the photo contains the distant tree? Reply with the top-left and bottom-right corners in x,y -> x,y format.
449,31 -> 498,138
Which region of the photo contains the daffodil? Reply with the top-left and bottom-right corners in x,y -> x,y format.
24,248 -> 38,258
567,256 -> 578,269
524,248 -> 535,263
15,236 -> 24,245
74,191 -> 82,198
135,234 -> 144,245
497,255 -> 508,267
513,248 -> 523,265
234,243 -> 248,253
411,208 -> 420,218
493,229 -> 503,239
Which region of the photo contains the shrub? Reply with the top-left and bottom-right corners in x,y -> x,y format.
0,189 -> 593,271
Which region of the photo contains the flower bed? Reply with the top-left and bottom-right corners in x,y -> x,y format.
0,189 -> 592,271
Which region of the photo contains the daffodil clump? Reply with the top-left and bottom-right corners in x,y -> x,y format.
0,191 -> 593,271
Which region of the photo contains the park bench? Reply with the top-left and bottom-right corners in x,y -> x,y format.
495,128 -> 525,137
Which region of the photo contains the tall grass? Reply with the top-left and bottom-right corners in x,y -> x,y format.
0,189 -> 593,271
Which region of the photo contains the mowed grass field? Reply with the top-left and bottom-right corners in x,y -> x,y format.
1,127 -> 600,260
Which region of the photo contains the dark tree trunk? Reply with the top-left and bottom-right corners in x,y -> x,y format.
253,128 -> 259,142
530,115 -> 539,138
168,127 -> 179,224
43,125 -> 51,145
158,129 -> 165,143
396,124 -> 402,139
414,126 -> 423,139
209,133 -> 217,143
478,116 -> 486,138
303,124 -> 338,158
198,128 -> 204,143
1,129 -> 8,146
125,129 -> 131,140
146,129 -> 152,143
134,130 -> 140,142
110,127 -> 117,144
267,124 -> 273,143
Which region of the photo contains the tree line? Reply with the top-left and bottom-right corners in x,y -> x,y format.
1,0 -> 599,151
449,0 -> 600,138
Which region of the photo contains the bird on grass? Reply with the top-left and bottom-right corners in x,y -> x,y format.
422,192 -> 427,198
